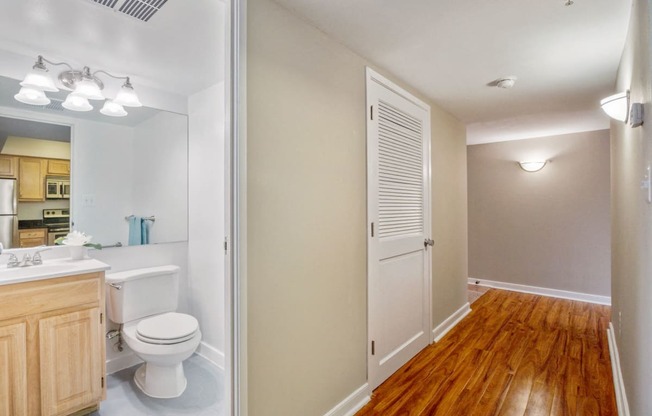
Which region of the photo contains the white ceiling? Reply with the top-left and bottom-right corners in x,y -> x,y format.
0,0 -> 225,97
273,0 -> 632,143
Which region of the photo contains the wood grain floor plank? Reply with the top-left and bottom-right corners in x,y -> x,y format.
356,289 -> 617,416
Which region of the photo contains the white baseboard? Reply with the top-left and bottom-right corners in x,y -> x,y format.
323,383 -> 371,416
468,278 -> 611,305
607,323 -> 630,416
196,341 -> 225,371
106,351 -> 143,375
432,302 -> 471,343
107,342 -> 225,375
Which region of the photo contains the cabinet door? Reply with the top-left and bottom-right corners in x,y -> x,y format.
47,160 -> 70,176
39,309 -> 102,416
18,158 -> 45,201
0,155 -> 17,178
0,322 -> 28,416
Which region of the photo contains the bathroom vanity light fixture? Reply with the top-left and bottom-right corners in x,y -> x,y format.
14,55 -> 142,117
518,161 -> 547,172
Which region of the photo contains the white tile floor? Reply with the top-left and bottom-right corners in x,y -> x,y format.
91,355 -> 225,416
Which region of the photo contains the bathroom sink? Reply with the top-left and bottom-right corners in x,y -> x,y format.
0,258 -> 110,285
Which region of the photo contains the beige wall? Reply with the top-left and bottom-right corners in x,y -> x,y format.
468,131 -> 611,296
246,0 -> 468,414
2,136 -> 70,159
611,1 -> 652,414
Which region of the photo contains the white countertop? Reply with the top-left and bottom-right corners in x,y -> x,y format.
0,258 -> 111,285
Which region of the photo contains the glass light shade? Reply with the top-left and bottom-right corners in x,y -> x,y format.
14,87 -> 51,105
600,91 -> 629,122
113,84 -> 142,107
72,78 -> 105,100
518,161 -> 547,172
62,94 -> 93,112
100,100 -> 128,117
20,67 -> 59,92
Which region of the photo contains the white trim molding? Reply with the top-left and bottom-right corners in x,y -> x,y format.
607,323 -> 630,416
323,383 -> 371,416
468,278 -> 611,305
432,302 -> 471,343
196,341 -> 226,371
106,351 -> 143,375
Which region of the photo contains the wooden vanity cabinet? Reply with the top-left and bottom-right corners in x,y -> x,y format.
0,155 -> 17,178
0,272 -> 106,416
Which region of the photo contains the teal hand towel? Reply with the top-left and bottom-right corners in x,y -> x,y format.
141,218 -> 151,245
128,216 -> 142,246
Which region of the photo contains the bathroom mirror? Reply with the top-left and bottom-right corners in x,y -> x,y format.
0,75 -> 188,248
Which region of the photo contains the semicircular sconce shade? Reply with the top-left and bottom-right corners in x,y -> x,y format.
518,161 -> 547,172
600,91 -> 629,122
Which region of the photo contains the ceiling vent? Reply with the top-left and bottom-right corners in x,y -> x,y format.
87,0 -> 167,22
90,0 -> 119,7
18,98 -> 65,112
44,99 -> 65,112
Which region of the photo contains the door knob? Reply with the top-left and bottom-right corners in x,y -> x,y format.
424,238 -> 434,247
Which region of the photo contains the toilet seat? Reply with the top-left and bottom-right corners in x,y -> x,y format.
136,312 -> 199,345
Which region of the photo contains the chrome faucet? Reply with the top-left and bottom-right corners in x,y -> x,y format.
5,246 -> 51,268
32,247 -> 51,265
7,253 -> 20,268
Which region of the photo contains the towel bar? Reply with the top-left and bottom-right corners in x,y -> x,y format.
125,215 -> 156,222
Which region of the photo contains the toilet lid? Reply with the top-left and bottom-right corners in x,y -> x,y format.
136,313 -> 198,345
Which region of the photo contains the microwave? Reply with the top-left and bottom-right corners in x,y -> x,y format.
46,177 -> 70,199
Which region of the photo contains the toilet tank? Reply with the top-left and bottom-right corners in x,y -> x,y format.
106,265 -> 180,324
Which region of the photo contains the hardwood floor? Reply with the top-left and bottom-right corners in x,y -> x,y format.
356,289 -> 616,416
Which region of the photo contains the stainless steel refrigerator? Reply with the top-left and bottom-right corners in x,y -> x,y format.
0,178 -> 17,248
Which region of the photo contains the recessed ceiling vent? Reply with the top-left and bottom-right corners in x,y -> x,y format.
44,99 -> 65,112
87,0 -> 168,22
17,98 -> 65,112
118,0 -> 168,22
91,0 -> 119,7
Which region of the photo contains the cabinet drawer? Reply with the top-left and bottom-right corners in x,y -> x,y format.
19,238 -> 45,248
0,274 -> 102,321
19,229 -> 46,239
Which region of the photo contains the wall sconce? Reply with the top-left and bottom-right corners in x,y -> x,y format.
14,55 -> 142,118
600,91 -> 629,122
518,161 -> 547,172
600,90 -> 644,127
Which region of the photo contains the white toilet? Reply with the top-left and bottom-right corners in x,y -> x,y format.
105,265 -> 201,398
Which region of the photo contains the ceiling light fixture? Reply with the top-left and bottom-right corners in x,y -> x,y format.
487,76 -> 518,89
518,161 -> 548,172
15,55 -> 141,118
565,0 -> 574,6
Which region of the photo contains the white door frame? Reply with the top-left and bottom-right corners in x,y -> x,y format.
366,67 -> 433,390
228,0 -> 247,414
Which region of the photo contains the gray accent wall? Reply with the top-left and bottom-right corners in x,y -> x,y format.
468,131 -> 611,297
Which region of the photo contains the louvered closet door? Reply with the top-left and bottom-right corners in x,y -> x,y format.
367,68 -> 431,390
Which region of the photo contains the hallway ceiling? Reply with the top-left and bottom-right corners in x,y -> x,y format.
273,0 -> 632,143
0,0 -> 225,96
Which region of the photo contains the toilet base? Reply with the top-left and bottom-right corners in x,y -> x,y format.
133,362 -> 188,398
